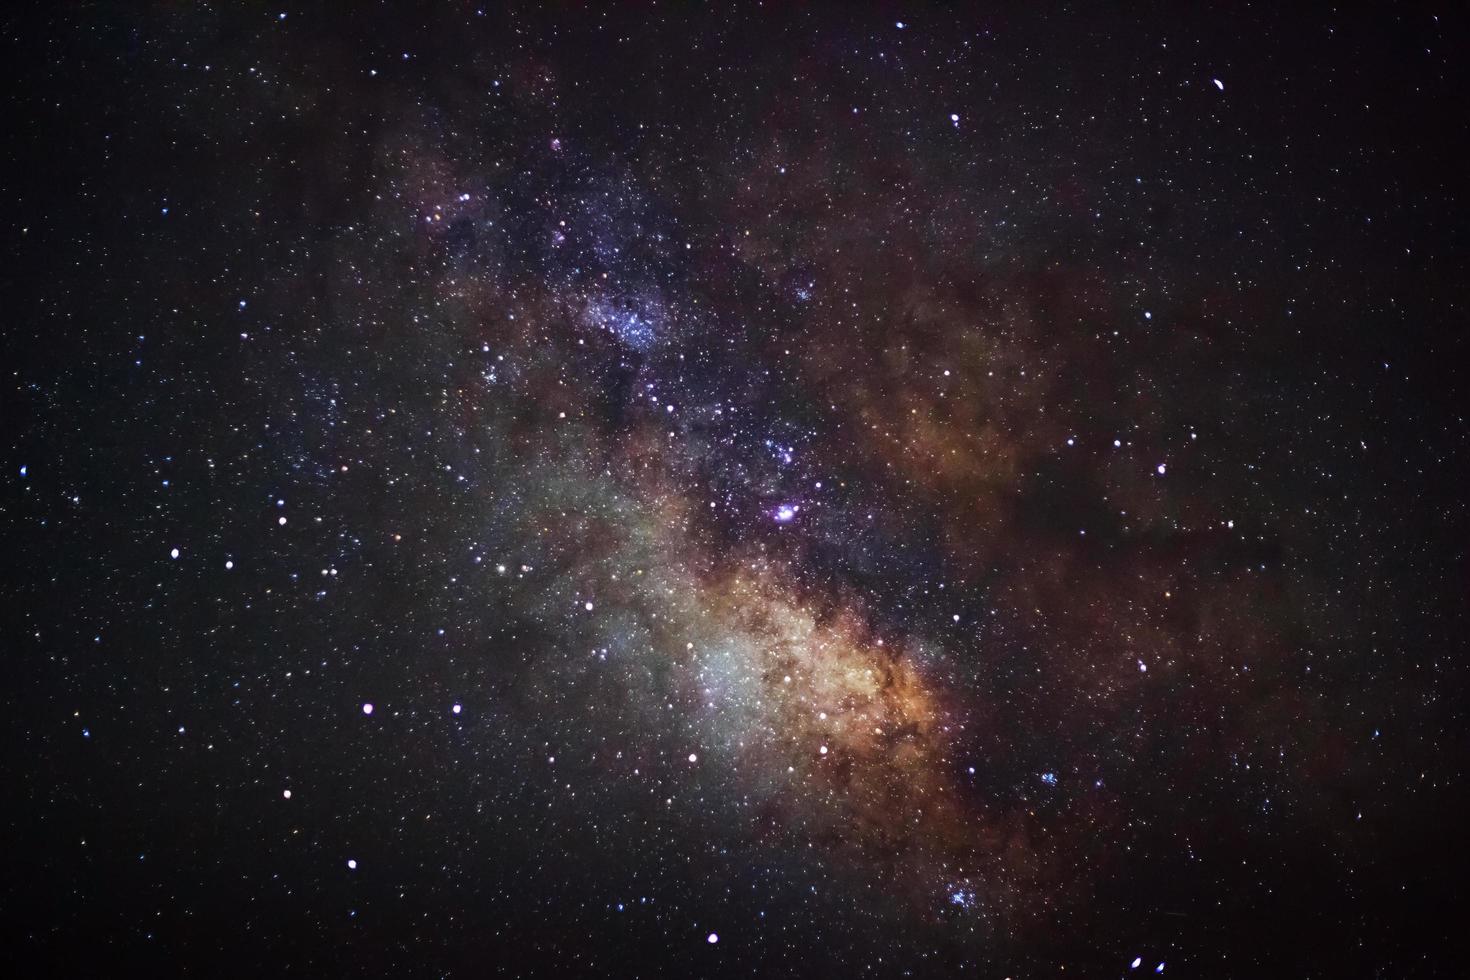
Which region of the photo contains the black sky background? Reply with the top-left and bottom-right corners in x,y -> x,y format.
4,3 -> 1468,977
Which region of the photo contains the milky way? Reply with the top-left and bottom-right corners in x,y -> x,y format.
8,5 -> 1468,977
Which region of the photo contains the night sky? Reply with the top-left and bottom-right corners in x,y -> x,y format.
6,4 -> 1469,977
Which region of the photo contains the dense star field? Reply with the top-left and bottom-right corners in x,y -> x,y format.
6,4 -> 1468,977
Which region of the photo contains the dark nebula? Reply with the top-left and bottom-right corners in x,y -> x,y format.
6,4 -> 1468,977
